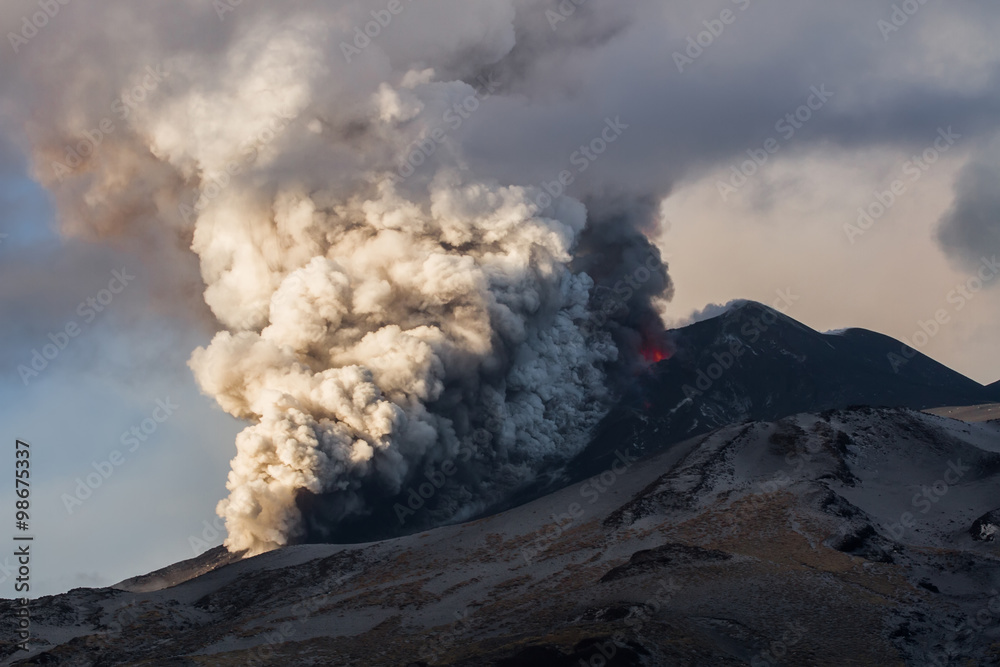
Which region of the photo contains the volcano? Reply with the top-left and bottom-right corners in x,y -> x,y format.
315,300 -> 997,532
5,302 -> 1000,665
533,300 -> 999,493
11,406 -> 1000,665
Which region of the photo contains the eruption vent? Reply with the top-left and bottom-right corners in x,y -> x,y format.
641,343 -> 672,364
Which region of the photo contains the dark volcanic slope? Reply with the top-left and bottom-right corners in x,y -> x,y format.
990,381 -> 1000,401
562,301 -> 996,482
5,408 -> 999,666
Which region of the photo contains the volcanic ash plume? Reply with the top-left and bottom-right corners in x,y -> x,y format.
5,1 -> 669,555
188,174 -> 617,553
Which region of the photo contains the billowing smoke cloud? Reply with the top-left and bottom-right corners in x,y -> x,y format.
573,193 -> 673,377
937,132 -> 1000,271
1,1 -> 669,555
188,173 -> 622,553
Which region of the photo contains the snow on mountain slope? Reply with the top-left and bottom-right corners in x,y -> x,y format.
2,407 -> 998,666
926,404 -> 1000,423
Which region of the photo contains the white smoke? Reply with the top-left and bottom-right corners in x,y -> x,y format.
188,170 -> 616,553
0,1 -> 640,555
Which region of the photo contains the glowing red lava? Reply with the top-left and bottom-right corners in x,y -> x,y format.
640,342 -> 672,364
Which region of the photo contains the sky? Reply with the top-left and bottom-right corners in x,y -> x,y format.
0,0 -> 998,595
0,170 -> 240,595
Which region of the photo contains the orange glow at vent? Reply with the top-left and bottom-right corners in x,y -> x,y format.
640,342 -> 671,364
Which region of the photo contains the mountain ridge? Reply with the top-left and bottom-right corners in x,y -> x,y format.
523,300 -> 998,502
6,406 -> 1000,665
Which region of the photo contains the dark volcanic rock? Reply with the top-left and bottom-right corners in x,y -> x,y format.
989,380 -> 1000,401
600,543 -> 732,582
560,301 -> 997,483
970,509 -> 1000,542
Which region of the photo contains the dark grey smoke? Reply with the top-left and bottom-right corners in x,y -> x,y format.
574,193 -> 674,374
301,192 -> 676,544
938,133 -> 1000,271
